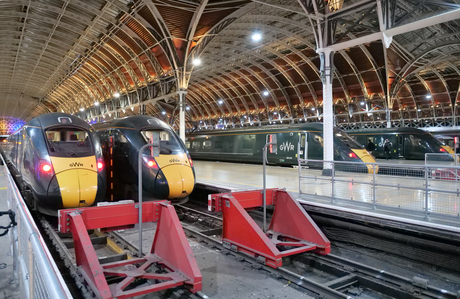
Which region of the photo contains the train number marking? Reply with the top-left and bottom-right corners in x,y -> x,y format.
69,162 -> 84,167
169,159 -> 180,163
279,141 -> 295,152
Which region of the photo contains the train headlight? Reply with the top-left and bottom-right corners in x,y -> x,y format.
96,158 -> 104,171
143,156 -> 159,169
439,148 -> 446,152
42,164 -> 52,172
187,154 -> 194,167
348,152 -> 358,159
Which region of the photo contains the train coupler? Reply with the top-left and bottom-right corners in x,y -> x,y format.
58,201 -> 202,298
208,188 -> 330,268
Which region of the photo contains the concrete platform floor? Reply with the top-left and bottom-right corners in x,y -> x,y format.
0,166 -> 19,299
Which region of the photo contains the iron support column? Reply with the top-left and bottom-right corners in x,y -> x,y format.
321,49 -> 335,175
179,90 -> 186,142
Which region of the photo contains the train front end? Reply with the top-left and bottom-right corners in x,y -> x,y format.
334,130 -> 379,174
38,124 -> 105,213
140,129 -> 195,203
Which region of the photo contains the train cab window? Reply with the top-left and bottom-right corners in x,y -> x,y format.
192,141 -> 201,150
203,141 -> 212,149
312,134 -> 324,147
141,130 -> 184,155
45,127 -> 93,157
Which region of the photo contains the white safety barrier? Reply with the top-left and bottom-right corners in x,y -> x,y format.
3,158 -> 72,299
298,158 -> 460,220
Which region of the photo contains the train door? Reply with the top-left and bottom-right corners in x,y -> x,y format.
266,133 -> 278,164
307,132 -> 323,160
396,134 -> 404,158
299,133 -> 308,160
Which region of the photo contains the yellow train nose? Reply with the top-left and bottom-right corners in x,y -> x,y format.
160,165 -> 195,198
55,169 -> 98,208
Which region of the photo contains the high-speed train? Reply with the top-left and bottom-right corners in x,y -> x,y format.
347,127 -> 456,160
2,113 -> 106,215
186,123 -> 377,173
93,115 -> 195,202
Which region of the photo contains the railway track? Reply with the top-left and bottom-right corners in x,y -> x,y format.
37,213 -> 207,299
176,203 -> 460,299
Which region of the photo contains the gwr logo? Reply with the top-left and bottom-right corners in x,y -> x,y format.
279,141 -> 295,152
69,162 -> 84,167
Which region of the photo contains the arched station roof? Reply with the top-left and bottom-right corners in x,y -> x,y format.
0,0 -> 459,134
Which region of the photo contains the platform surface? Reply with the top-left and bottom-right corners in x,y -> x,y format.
193,160 -> 460,231
0,165 -> 19,299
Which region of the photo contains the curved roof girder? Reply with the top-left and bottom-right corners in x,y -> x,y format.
118,20 -> 166,78
194,52 -> 273,117
184,91 -> 213,119
111,34 -> 152,85
205,40 -> 292,111
189,73 -> 242,116
188,82 -> 226,116
139,1 -> 182,77
192,72 -> 248,114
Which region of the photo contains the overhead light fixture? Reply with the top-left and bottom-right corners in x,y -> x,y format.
186,106 -> 190,111
360,101 -> 365,106
251,32 -> 262,42
114,92 -> 120,98
218,99 -> 224,105
311,107 -> 316,111
263,90 -> 269,96
108,113 -> 111,117
94,101 -> 99,106
426,94 -> 432,99
274,112 -> 277,115
418,108 -> 422,111
79,108 -> 84,112
162,111 -> 166,115
192,58 -> 202,66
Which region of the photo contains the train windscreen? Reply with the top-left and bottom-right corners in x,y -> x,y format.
334,130 -> 362,149
141,130 -> 185,155
45,127 -> 94,157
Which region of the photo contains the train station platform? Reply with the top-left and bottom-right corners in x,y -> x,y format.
193,160 -> 460,233
0,165 -> 19,298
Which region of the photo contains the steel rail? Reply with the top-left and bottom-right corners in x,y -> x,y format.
180,220 -> 354,299
314,254 -> 458,299
179,202 -> 460,299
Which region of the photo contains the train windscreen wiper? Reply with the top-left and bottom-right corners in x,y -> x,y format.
48,140 -> 77,156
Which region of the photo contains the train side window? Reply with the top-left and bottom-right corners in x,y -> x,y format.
185,142 -> 190,149
192,141 -> 201,149
203,140 -> 212,149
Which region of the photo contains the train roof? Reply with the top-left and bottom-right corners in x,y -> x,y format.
187,123 -> 333,136
347,127 -> 433,135
93,115 -> 172,131
26,113 -> 91,130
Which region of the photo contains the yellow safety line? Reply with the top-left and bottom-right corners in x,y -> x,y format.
0,187 -> 6,189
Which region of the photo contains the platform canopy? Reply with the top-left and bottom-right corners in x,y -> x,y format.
0,0 -> 459,134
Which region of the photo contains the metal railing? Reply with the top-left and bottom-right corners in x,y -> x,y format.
3,158 -> 72,299
298,158 -> 460,220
